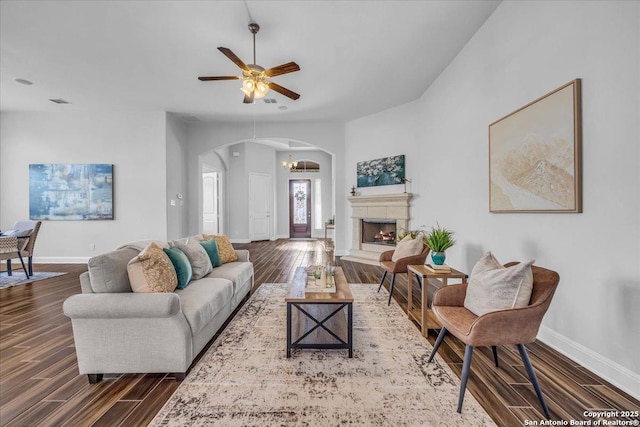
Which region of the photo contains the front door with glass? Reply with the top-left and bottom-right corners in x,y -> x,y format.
289,179 -> 311,238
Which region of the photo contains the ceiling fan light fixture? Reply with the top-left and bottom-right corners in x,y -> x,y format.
241,78 -> 255,96
255,81 -> 269,98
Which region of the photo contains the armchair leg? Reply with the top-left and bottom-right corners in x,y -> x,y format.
428,327 -> 447,363
492,346 -> 499,368
6,260 -> 11,276
377,271 -> 387,293
457,345 -> 474,413
28,256 -> 33,276
518,344 -> 551,419
387,274 -> 396,306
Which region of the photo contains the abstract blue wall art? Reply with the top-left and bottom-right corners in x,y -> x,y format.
29,164 -> 114,220
356,155 -> 405,188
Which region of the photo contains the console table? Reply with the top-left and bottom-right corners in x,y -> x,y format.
407,265 -> 467,336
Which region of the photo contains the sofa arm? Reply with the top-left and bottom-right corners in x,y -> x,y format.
63,293 -> 181,319
235,249 -> 250,262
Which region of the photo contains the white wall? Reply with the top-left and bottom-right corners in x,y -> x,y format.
166,113 -> 188,240
276,150 -> 333,238
186,121 -> 346,245
0,111 -> 168,260
346,1 -> 640,397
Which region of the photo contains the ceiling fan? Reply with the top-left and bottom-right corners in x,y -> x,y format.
198,22 -> 301,104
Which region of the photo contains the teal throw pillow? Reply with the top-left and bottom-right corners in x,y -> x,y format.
163,247 -> 193,289
200,238 -> 222,268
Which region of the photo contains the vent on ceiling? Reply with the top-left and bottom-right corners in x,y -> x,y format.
263,98 -> 278,104
49,98 -> 70,104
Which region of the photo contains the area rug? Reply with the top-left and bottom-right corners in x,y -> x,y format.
0,272 -> 66,289
149,283 -> 496,427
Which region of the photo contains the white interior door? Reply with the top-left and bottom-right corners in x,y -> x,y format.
249,172 -> 272,241
202,172 -> 219,234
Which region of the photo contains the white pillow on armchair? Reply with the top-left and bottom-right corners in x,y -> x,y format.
391,234 -> 424,262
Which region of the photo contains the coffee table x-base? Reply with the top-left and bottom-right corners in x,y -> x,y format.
286,266 -> 353,358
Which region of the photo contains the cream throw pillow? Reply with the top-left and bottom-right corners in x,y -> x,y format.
391,234 -> 424,262
172,238 -> 213,280
127,242 -> 178,293
463,252 -> 534,317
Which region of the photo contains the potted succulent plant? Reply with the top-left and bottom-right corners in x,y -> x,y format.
426,223 -> 456,265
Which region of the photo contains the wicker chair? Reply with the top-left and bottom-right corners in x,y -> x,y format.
0,236 -> 30,277
5,221 -> 41,276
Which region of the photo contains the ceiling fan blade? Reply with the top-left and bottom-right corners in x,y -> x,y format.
264,62 -> 300,77
198,76 -> 240,81
267,82 -> 300,100
243,90 -> 255,104
217,47 -> 249,71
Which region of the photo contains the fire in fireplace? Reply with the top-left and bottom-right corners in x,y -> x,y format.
362,219 -> 397,246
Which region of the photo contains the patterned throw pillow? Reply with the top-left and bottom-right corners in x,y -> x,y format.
127,242 -> 178,293
463,252 -> 534,317
163,247 -> 193,289
200,238 -> 222,268
391,234 -> 424,262
203,234 -> 238,264
172,238 -> 213,280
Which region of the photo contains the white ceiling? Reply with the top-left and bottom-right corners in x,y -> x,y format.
0,1 -> 500,123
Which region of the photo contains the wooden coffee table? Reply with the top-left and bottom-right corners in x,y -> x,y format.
286,266 -> 353,358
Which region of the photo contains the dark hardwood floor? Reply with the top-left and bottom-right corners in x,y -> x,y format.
1,239 -> 638,426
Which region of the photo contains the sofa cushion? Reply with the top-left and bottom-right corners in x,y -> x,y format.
207,261 -> 254,295
392,234 -> 424,262
163,247 -> 193,289
464,252 -> 534,316
203,234 -> 238,264
127,243 -> 178,293
88,247 -> 140,293
173,239 -> 213,280
200,238 -> 222,268
175,277 -> 233,335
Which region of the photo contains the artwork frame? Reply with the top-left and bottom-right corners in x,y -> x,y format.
29,163 -> 114,220
489,79 -> 582,213
356,155 -> 405,188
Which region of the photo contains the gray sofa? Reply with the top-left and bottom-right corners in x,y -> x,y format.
63,238 -> 253,383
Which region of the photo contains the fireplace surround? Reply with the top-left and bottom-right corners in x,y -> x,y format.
344,193 -> 412,265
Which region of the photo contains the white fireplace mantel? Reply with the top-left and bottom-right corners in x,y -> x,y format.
343,193 -> 413,265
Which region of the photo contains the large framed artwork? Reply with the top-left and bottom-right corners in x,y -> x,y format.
29,164 -> 114,220
489,79 -> 582,213
357,155 -> 405,188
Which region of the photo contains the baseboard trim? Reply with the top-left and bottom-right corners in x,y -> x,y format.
32,257 -> 89,264
537,325 -> 639,399
335,250 -> 349,257
229,238 -> 251,244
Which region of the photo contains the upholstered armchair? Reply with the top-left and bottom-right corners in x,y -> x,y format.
6,221 -> 41,276
0,236 -> 30,277
378,244 -> 430,305
427,263 -> 560,418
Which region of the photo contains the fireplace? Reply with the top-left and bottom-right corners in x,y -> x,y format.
344,193 -> 413,265
362,219 -> 396,246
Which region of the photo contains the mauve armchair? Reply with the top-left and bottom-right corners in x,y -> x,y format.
427,263 -> 560,418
